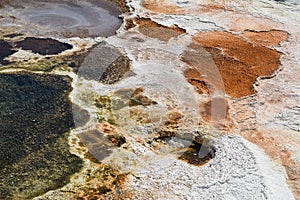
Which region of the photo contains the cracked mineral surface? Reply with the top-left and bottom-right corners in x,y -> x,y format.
0,0 -> 299,199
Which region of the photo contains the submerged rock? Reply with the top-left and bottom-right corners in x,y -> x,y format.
0,72 -> 82,199
78,42 -> 131,84
0,39 -> 16,65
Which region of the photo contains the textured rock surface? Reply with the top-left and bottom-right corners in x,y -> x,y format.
0,0 -> 299,199
78,42 -> 131,84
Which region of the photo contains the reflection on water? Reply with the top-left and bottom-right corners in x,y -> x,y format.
16,1 -> 122,37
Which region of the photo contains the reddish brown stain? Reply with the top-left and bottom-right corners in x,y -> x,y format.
157,111 -> 183,138
74,163 -> 131,199
142,0 -> 229,14
199,98 -> 227,120
126,17 -> 186,42
242,29 -> 289,47
199,98 -> 233,130
191,31 -> 287,98
142,0 -> 186,14
181,42 -> 225,94
182,30 -> 287,130
184,67 -> 210,95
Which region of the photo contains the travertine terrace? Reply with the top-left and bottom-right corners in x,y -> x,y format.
0,0 -> 299,199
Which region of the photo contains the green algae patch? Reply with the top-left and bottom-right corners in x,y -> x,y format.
19,58 -> 61,72
68,163 -> 131,199
0,56 -> 73,72
0,72 -> 83,199
95,95 -> 118,125
94,88 -> 157,126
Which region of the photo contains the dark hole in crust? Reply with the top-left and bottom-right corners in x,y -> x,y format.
107,134 -> 126,147
178,140 -> 216,166
15,37 -> 72,55
153,136 -> 216,166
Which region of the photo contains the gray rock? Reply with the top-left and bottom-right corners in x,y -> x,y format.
78,42 -> 131,84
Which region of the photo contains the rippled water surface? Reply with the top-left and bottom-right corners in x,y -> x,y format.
8,0 -> 123,37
